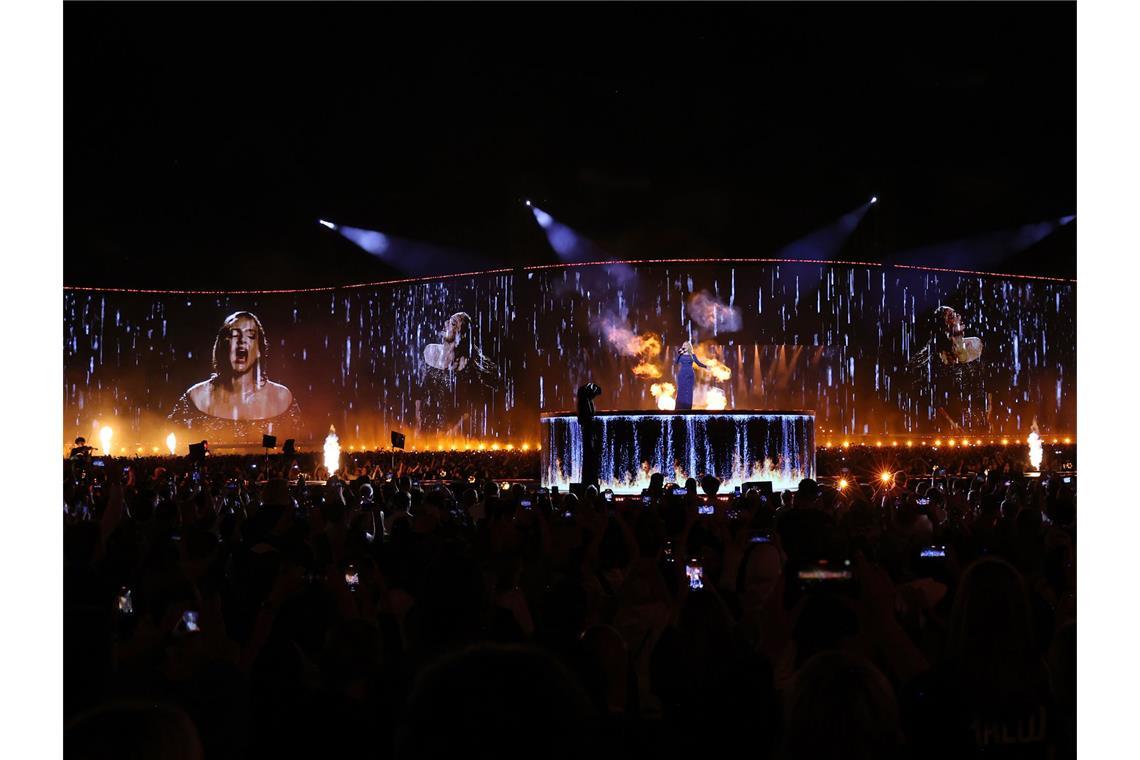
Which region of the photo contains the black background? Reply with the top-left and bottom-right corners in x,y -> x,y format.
65,3 -> 1075,289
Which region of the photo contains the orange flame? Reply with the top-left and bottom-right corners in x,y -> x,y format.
632,362 -> 662,379
650,382 -> 677,410
602,323 -> 661,360
702,387 -> 727,410
698,355 -> 732,382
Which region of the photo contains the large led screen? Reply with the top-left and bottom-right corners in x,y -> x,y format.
63,261 -> 1075,448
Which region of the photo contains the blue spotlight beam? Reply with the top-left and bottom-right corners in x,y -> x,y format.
774,200 -> 874,261
888,215 -> 1075,272
529,204 -> 610,263
319,219 -> 494,278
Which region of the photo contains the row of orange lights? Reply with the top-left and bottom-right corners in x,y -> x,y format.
70,437 -> 1072,455
64,440 -> 542,455
346,442 -> 540,453
822,437 -> 1073,449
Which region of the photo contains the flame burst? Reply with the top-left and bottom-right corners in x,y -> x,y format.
694,342 -> 732,382
698,356 -> 732,382
166,432 -> 177,456
632,362 -> 662,379
602,322 -> 661,359
324,426 -> 341,475
701,387 -> 728,410
1027,425 -> 1043,470
651,383 -> 677,410
602,319 -> 665,381
99,426 -> 113,456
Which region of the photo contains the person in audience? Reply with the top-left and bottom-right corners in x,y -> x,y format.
782,652 -> 903,760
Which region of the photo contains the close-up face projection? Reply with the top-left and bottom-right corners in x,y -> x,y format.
62,260 -> 1075,449
222,313 -> 262,379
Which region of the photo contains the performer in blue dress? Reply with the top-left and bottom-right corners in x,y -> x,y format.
674,341 -> 709,410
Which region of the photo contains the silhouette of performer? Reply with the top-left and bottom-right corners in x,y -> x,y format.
576,383 -> 603,488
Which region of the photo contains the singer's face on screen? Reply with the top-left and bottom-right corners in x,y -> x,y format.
444,313 -> 468,343
227,316 -> 260,376
942,308 -> 962,333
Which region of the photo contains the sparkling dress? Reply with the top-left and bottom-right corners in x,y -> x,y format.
168,391 -> 303,444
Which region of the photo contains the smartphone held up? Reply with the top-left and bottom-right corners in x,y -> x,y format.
685,558 -> 704,590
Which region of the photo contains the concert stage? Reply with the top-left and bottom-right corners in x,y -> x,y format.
540,410 -> 815,494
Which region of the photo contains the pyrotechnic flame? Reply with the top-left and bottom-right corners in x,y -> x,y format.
99,426 -> 113,456
632,362 -> 662,379
166,433 -> 177,456
600,317 -> 666,384
650,382 -> 677,410
324,426 -> 341,475
699,356 -> 732,381
1027,423 -> 1043,470
602,321 -> 661,359
702,387 -> 727,410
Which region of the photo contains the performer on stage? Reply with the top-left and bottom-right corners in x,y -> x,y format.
674,341 -> 709,410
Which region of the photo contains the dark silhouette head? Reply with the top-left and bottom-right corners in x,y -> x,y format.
396,644 -> 596,759
782,652 -> 901,760
65,701 -> 203,760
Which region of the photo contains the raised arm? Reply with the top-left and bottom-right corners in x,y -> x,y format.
693,355 -> 709,369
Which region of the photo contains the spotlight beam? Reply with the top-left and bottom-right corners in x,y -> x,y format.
527,204 -> 609,263
317,218 -> 495,277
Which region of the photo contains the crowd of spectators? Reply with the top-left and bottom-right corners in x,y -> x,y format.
64,449 -> 1076,759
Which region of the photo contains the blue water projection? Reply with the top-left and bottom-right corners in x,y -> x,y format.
542,411 -> 815,493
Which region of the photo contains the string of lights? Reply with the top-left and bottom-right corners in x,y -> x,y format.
62,257 -> 1075,296
65,436 -> 1074,457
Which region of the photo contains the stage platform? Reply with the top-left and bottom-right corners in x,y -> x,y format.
540,410 -> 815,494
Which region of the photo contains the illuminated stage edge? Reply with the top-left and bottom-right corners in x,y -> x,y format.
541,410 -> 815,494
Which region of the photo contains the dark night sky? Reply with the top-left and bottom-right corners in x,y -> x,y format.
64,2 -> 1075,290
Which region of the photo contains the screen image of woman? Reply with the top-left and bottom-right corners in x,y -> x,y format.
168,311 -> 302,441
910,305 -> 988,433
419,311 -> 498,434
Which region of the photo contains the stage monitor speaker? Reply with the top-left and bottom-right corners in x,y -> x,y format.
282,439 -> 296,457
262,434 -> 278,449
391,431 -> 406,450
743,481 -> 774,495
